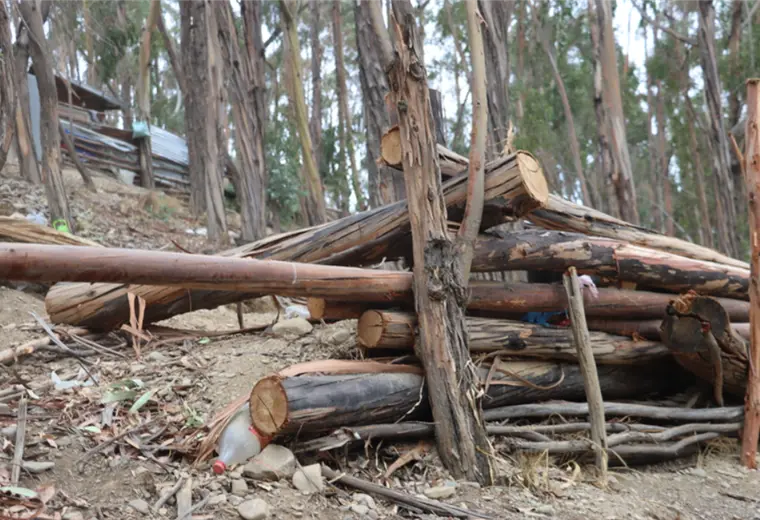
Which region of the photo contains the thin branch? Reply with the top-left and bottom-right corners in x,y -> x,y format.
631,0 -> 697,46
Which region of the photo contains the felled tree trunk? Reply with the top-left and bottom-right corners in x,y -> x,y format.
586,318 -> 750,342
45,151 -> 547,329
471,229 -> 749,300
249,359 -> 686,438
357,310 -> 669,363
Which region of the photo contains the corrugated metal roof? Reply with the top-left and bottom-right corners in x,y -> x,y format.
149,126 -> 189,167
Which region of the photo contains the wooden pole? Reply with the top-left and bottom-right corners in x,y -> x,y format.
563,266 -> 608,483
742,78 -> 760,469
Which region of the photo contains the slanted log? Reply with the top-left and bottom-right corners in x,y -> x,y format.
249,359 -> 684,438
659,293 -> 749,398
356,310 -> 669,364
530,194 -> 749,270
44,150 -> 548,330
471,229 -> 749,300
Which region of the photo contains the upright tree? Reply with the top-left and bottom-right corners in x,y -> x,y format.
309,0 -> 322,185
18,0 -> 72,232
0,0 -> 15,173
136,0 -> 160,190
281,0 -> 326,225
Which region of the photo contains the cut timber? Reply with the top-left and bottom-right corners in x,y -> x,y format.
45,150 -> 548,330
249,359 -> 685,438
530,194 -> 748,270
660,293 -> 748,398
356,310 -> 669,364
586,318 -> 750,342
472,229 -> 749,300
465,281 -> 750,321
0,241 -> 412,302
380,125 -> 469,178
0,217 -> 101,247
306,298 -> 381,322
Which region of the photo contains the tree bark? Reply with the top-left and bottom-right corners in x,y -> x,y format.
58,120 -> 96,192
470,229 -> 749,300
683,94 -> 714,249
18,0 -> 72,232
594,0 -> 638,224
0,0 -> 15,173
372,0 -> 493,483
309,0 -> 323,191
655,81 -> 673,236
136,0 -> 160,190
217,0 -> 267,241
332,1 -> 365,211
727,0 -> 743,131
44,151 -> 548,329
698,0 -> 739,258
477,0 -> 512,159
355,0 -> 403,207
357,310 -> 669,363
742,78 -> 760,468
281,0 -> 326,226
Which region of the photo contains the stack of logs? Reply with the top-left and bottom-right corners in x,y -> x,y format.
6,145 -> 752,466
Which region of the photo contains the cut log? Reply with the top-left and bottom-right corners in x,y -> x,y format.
472,229 -> 749,300
659,293 -> 749,398
356,310 -> 669,364
44,150 -> 548,330
248,358 -> 686,438
380,125 -> 469,178
306,298 -> 386,322
0,217 -> 102,247
530,194 -> 749,269
586,318 -> 750,342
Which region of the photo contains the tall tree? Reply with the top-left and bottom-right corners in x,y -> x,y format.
593,0 -> 639,224
309,0 -> 322,186
727,0 -> 743,131
83,0 -> 96,85
136,0 -> 160,190
477,0 -> 512,158
354,0 -> 401,207
18,0 -> 72,232
0,0 -> 15,173
698,0 -> 739,257
281,0 -> 326,225
181,0 -> 230,244
216,0 -> 268,241
332,1 -> 365,211
369,0 -> 493,483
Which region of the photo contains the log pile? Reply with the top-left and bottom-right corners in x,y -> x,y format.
0,145 -> 752,468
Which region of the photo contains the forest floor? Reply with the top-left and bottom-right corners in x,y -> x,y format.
1,162 -> 760,520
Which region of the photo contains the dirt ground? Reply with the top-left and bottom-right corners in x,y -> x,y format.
2,163 -> 760,520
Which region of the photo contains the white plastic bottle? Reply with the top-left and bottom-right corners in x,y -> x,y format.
212,403 -> 270,474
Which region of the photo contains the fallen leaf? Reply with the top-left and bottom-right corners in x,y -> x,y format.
36,484 -> 56,504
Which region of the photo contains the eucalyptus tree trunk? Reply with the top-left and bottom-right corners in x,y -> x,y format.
0,0 -> 15,173
727,0 -> 743,131
309,0 -> 323,182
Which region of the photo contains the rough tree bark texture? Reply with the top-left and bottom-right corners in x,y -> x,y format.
655,81 -> 673,237
18,0 -> 72,232
699,0 -> 739,258
594,0 -> 638,225
333,1 -> 365,211
83,0 -> 96,85
0,0 -> 15,172
281,0 -> 326,226
309,0 -> 323,189
477,0 -> 512,159
136,0 -> 160,190
117,1 -> 133,130
727,0 -> 743,131
372,0 -> 494,483
217,0 -> 267,241
355,0 -> 403,207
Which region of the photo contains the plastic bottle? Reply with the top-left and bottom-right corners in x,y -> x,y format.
212,403 -> 271,474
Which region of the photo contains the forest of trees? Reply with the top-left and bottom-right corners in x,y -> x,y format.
0,0 -> 757,261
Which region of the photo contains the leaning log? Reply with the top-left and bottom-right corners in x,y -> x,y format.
471,229 -> 749,300
43,150 -> 548,330
356,310 -> 670,364
248,359 -> 687,438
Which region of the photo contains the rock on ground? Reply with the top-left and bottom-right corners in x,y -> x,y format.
272,318 -> 313,337
237,498 -> 270,520
424,484 -> 457,499
243,444 -> 296,481
128,498 -> 150,514
292,464 -> 324,494
231,478 -> 249,496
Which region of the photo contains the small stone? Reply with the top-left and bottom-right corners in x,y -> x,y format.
229,495 -> 244,506
535,504 -> 555,516
231,479 -> 248,496
208,493 -> 227,506
128,499 -> 150,514
350,504 -> 370,515
424,485 -> 456,499
353,493 -> 376,509
272,318 -> 313,337
208,481 -> 222,491
1,424 -> 17,437
690,468 -> 707,478
230,468 -> 243,479
62,511 -> 84,520
330,329 -> 351,345
367,510 -> 379,520
146,351 -> 169,362
130,363 -> 147,373
159,507 -> 168,516
292,464 -> 324,494
243,444 -> 297,481
459,481 -> 481,489
21,461 -> 55,473
237,498 -> 270,520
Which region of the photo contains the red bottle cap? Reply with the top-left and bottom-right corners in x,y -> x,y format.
212,460 -> 226,474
